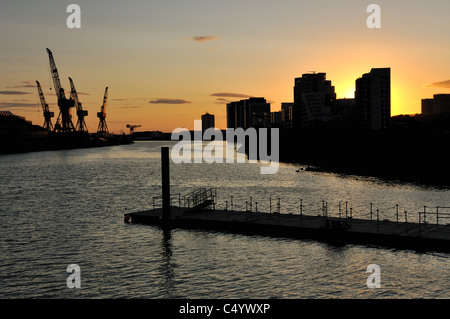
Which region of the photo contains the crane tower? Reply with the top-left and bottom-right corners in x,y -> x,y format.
97,87 -> 109,136
126,124 -> 141,134
36,81 -> 54,131
46,48 -> 75,133
68,77 -> 89,132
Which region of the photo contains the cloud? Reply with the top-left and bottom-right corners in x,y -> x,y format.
6,81 -> 36,89
425,80 -> 450,89
211,93 -> 255,105
0,102 -> 37,108
191,35 -> 220,42
77,91 -> 90,96
0,90 -> 32,95
216,98 -> 230,102
149,98 -> 192,104
211,92 -> 254,98
112,97 -> 147,102
214,98 -> 232,105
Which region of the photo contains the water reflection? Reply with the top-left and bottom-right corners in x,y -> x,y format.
159,228 -> 176,298
1,141 -> 449,298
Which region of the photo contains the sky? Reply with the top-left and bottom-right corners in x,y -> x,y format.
0,0 -> 449,133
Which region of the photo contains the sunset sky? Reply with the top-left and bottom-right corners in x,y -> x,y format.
0,0 -> 449,133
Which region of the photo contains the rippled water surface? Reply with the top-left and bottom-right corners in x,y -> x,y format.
0,141 -> 449,298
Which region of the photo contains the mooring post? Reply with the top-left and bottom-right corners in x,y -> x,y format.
300,199 -> 303,225
419,211 -> 422,229
396,204 -> 399,225
161,147 -> 171,221
346,202 -> 349,219
350,207 -> 353,227
300,199 -> 303,216
376,209 -> 379,231
404,211 -> 408,230
436,207 -> 439,226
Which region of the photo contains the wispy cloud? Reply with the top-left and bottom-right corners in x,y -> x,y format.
149,98 -> 192,105
216,98 -> 230,102
214,97 -> 232,105
0,102 -> 37,108
211,93 -> 253,98
211,93 -> 260,104
191,35 -> 220,42
112,97 -> 147,102
6,81 -> 36,89
425,80 -> 450,89
0,90 -> 32,95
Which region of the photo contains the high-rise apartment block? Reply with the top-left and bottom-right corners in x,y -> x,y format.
281,102 -> 294,128
201,112 -> 215,132
293,72 -> 336,128
422,94 -> 450,115
226,97 -> 271,129
355,68 -> 391,130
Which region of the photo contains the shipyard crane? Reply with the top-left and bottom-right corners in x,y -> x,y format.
126,124 -> 141,134
36,81 -> 54,131
97,87 -> 109,136
46,48 -> 75,133
68,77 -> 88,132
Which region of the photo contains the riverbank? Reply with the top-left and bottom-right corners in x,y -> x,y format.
277,127 -> 450,187
0,132 -> 134,155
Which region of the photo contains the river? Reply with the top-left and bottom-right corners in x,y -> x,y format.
0,141 -> 449,298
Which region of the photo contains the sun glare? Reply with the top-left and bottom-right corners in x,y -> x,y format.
342,87 -> 355,99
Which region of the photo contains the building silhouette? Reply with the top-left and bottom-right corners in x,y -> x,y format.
335,98 -> 357,126
421,98 -> 434,115
355,68 -> 391,130
434,94 -> 450,114
270,111 -> 282,126
0,111 -> 47,139
422,94 -> 450,115
224,68 -> 391,132
226,97 -> 271,129
293,72 -> 336,129
281,102 -> 294,128
201,112 -> 215,132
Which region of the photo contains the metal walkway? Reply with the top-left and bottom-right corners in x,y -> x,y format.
183,188 -> 217,210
